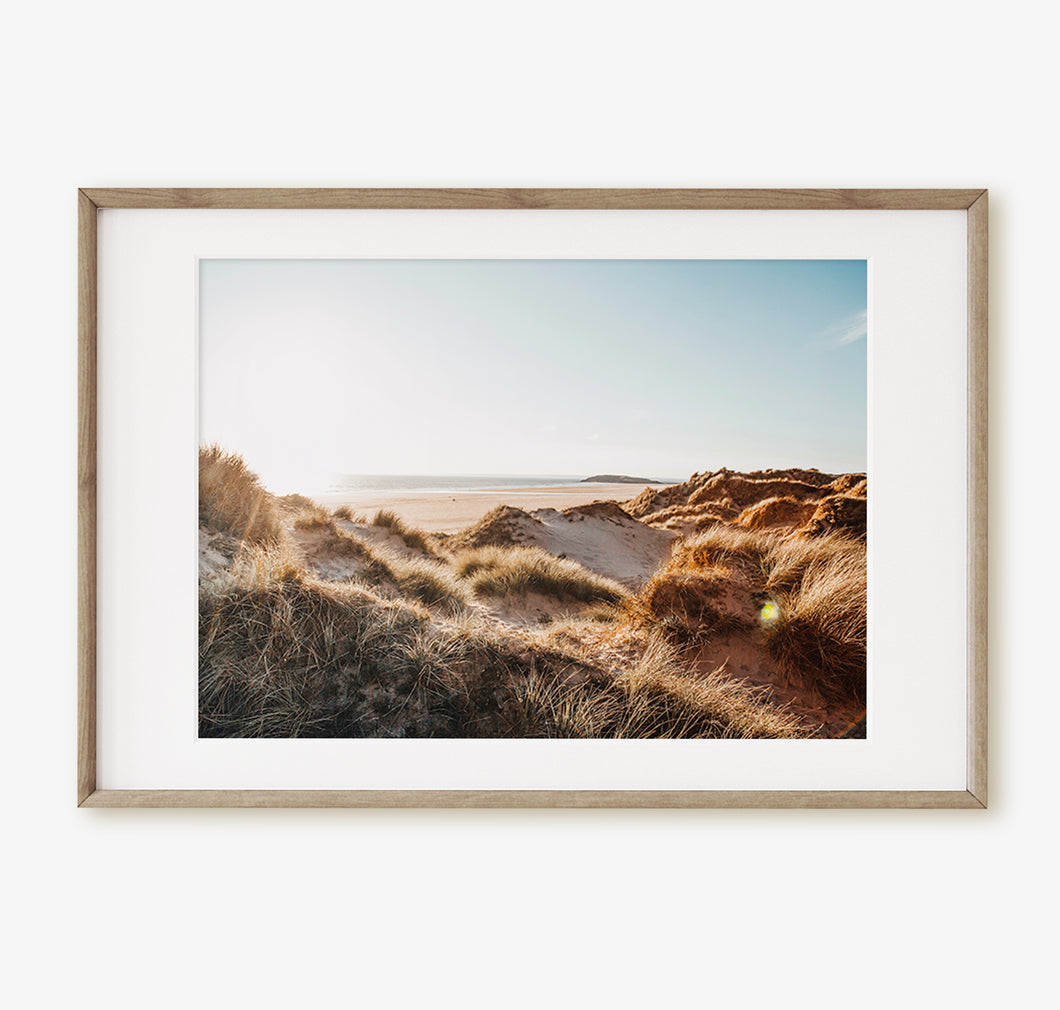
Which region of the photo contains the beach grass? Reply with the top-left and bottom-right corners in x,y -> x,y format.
370,508 -> 437,553
636,524 -> 866,703
199,446 -> 860,738
199,443 -> 282,545
452,544 -> 629,606
200,566 -> 804,739
510,636 -> 806,739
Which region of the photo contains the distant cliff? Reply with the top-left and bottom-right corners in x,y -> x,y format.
582,474 -> 664,484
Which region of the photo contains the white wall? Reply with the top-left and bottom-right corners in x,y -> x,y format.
2,3 -> 1052,1007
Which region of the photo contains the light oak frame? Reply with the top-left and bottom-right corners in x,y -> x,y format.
78,188 -> 988,809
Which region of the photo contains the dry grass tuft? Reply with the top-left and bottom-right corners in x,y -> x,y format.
663,524 -> 769,578
364,547 -> 471,612
447,505 -> 539,550
635,525 -> 866,703
762,529 -> 853,594
199,444 -> 281,545
200,550 -> 806,739
293,505 -> 339,530
227,542 -> 306,589
370,508 -> 440,554
310,519 -> 467,611
735,495 -> 817,531
765,549 -> 867,702
798,494 -> 868,541
277,493 -> 318,513
305,517 -> 374,560
453,545 -> 629,606
200,575 -> 436,737
511,635 -> 806,739
201,570 -> 571,738
582,602 -> 624,623
827,473 -> 867,495
633,568 -> 750,640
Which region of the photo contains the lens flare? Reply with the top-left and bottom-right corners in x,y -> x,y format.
760,601 -> 780,626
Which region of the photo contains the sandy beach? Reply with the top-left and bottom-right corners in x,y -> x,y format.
312,483 -> 662,532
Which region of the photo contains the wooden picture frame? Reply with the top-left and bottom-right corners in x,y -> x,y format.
78,188 -> 987,808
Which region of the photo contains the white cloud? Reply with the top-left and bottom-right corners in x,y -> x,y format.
818,308 -> 867,348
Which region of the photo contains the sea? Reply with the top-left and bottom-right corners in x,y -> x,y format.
324,474 -> 598,495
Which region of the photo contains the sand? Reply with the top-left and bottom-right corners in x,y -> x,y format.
301,477 -> 865,736
485,503 -> 677,589
208,467 -> 866,738
312,483 -> 663,533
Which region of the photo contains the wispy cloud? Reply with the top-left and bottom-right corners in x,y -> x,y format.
817,309 -> 867,348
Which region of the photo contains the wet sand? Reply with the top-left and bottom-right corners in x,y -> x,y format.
312,483 -> 661,533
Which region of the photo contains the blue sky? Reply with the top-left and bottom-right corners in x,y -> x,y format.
200,259 -> 867,493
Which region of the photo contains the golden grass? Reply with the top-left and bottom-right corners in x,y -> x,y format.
452,545 -> 629,606
200,574 -> 435,737
582,602 -> 624,623
365,547 -> 471,612
302,515 -> 468,611
303,516 -> 374,560
277,493 -> 318,513
200,567 -> 563,738
762,529 -> 852,593
735,495 -> 816,531
198,449 -> 835,738
293,506 -> 338,530
370,508 -> 435,552
798,494 -> 868,540
446,504 -> 537,550
227,541 -> 306,588
632,567 -> 750,640
200,564 -> 805,739
765,549 -> 867,702
688,474 -> 825,509
636,524 -> 866,703
199,444 -> 281,545
510,636 -> 806,739
662,524 -> 767,578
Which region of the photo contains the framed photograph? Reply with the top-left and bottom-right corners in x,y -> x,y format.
78,188 -> 987,808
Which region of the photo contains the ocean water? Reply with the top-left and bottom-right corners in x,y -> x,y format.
325,474 -> 594,495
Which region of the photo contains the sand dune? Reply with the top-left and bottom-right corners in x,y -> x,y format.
628,466 -> 867,540
198,446 -> 866,740
444,500 -> 676,589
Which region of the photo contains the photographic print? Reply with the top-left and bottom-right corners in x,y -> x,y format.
198,258 -> 868,741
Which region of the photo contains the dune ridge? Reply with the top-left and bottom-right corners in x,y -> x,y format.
625,466 -> 867,540
199,446 -> 867,740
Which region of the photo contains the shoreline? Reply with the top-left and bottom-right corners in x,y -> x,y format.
311,483 -> 661,533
